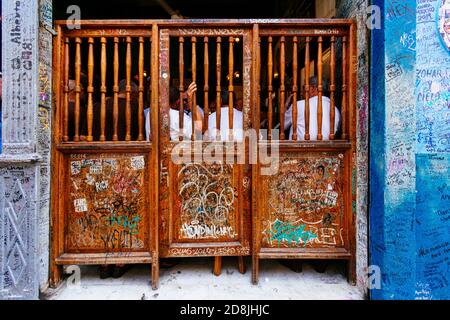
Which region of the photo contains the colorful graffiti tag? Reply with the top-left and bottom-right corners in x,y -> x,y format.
67,154 -> 147,251
262,155 -> 345,248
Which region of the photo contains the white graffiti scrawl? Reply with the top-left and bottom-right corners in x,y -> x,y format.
178,163 -> 238,240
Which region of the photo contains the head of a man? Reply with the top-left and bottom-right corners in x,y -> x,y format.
169,86 -> 189,111
219,90 -> 236,109
235,98 -> 244,112
118,79 -> 139,101
307,76 -> 328,98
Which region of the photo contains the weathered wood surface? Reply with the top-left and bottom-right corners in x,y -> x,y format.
260,153 -> 345,249
66,153 -> 149,252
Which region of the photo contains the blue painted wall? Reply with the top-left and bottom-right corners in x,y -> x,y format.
370,0 -> 450,299
414,0 -> 450,299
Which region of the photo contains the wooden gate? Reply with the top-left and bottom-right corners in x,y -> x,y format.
50,22 -> 160,288
251,22 -> 357,284
158,26 -> 252,260
50,20 -> 357,289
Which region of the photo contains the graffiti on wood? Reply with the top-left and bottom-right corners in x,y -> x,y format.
261,154 -> 345,248
176,163 -> 238,241
67,154 -> 148,252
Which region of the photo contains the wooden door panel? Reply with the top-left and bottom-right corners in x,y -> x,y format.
65,152 -> 151,253
160,143 -> 250,257
259,151 -> 346,249
158,27 -> 252,257
171,161 -> 241,243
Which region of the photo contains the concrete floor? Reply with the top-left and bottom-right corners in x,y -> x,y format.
46,258 -> 363,300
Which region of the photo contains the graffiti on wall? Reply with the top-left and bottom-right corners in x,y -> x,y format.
373,0 -> 450,299
177,163 -> 238,240
416,154 -> 450,299
336,0 -> 370,293
416,0 -> 450,154
438,0 -> 450,51
415,0 -> 450,299
262,155 -> 345,248
67,154 -> 148,251
369,0 -> 418,300
3,0 -> 38,152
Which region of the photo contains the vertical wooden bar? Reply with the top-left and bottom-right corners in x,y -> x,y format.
138,37 -> 145,141
279,36 -> 286,140
251,24 -> 261,285
348,21 -> 357,285
213,256 -> 222,276
203,37 -> 209,132
113,37 -> 119,141
151,23 -> 160,289
125,36 -> 132,141
178,37 -> 185,141
50,24 -> 63,287
228,37 -> 235,140
73,37 -> 81,142
329,36 -> 336,140
216,37 -> 222,140
256,36 -> 261,140
317,36 -> 323,141
252,25 -> 261,140
267,36 -> 273,140
100,37 -> 107,141
148,37 -> 152,141
63,37 -> 70,142
292,36 -> 298,141
341,36 -> 348,140
86,38 -> 94,142
349,24 -> 357,145
304,37 -> 310,141
237,256 -> 246,274
191,36 -> 197,141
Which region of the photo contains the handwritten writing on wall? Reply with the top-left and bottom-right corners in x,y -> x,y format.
416,0 -> 450,154
336,0 -> 371,293
177,163 -> 238,241
3,0 -> 38,153
375,0 -> 450,299
261,154 -> 345,249
370,0 -> 418,300
416,154 -> 450,299
414,0 -> 450,300
67,154 -> 148,252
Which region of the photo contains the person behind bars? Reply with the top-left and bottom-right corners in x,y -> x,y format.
284,76 -> 341,141
207,89 -> 244,142
145,82 -> 202,141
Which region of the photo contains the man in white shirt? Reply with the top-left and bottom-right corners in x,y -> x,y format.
145,82 -> 203,141
284,76 -> 340,141
207,90 -> 244,142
